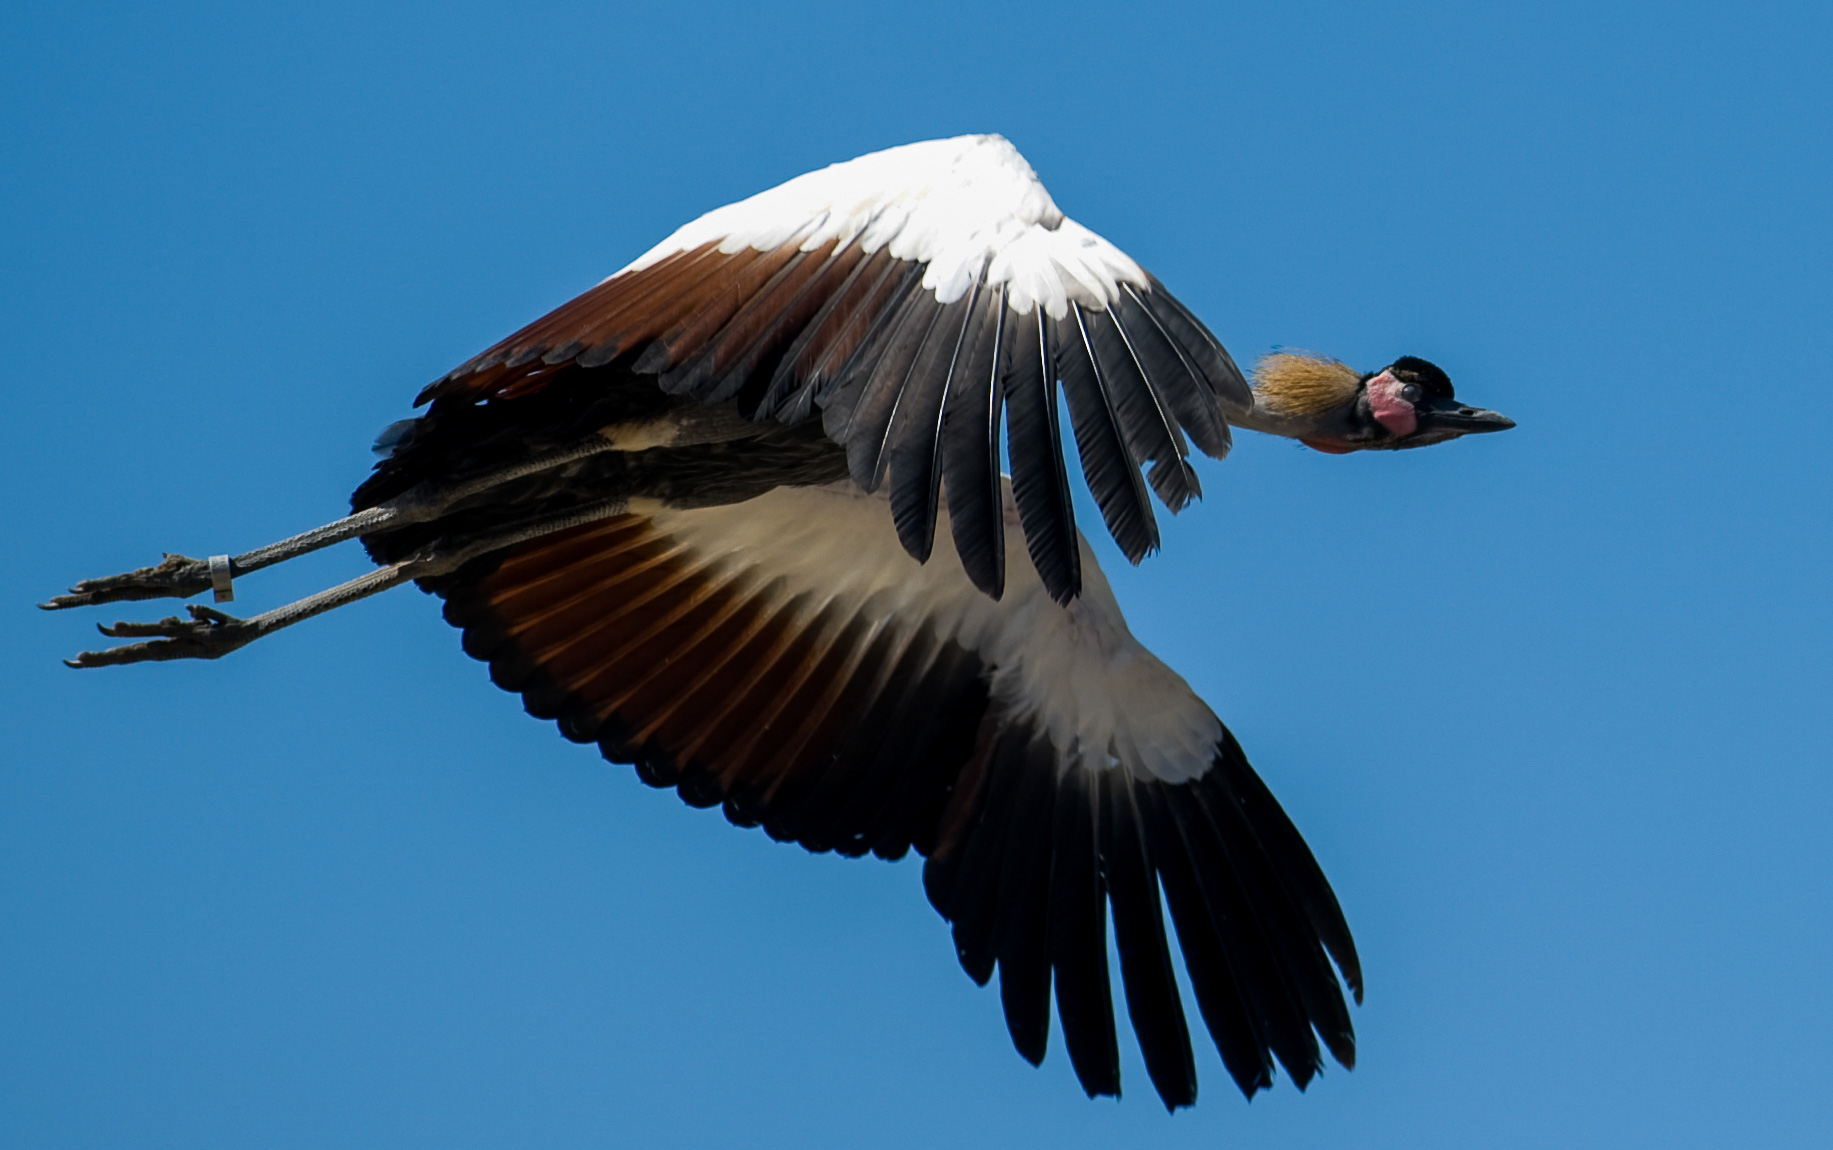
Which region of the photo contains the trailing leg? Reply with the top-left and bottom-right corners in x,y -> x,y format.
65,563 -> 419,667
40,434 -> 629,611
63,497 -> 632,668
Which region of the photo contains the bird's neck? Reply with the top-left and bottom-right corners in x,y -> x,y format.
1233,387 -> 1363,442
1235,353 -> 1365,444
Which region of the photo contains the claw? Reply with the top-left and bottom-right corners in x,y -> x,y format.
66,604 -> 256,668
40,554 -> 215,610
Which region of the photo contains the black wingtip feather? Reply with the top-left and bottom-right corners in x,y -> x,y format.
1211,731 -> 1362,1002
993,733 -> 1057,1065
887,280 -> 985,565
1049,770 -> 1121,1098
1004,308 -> 1081,603
1137,277 -> 1252,413
1183,778 -> 1326,1088
1055,307 -> 1158,564
938,725 -> 1029,988
1085,307 -> 1199,514
1114,285 -> 1234,461
1100,772 -> 1198,1110
1143,785 -> 1277,1099
944,286 -> 1008,599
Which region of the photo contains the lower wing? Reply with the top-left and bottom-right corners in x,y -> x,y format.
436,481 -> 1359,1109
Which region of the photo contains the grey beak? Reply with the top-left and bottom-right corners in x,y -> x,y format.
1417,396 -> 1516,435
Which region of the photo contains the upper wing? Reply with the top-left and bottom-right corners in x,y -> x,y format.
417,135 -> 1251,603
437,480 -> 1359,1109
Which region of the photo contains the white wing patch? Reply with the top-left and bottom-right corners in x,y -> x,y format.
614,135 -> 1149,320
640,480 -> 1221,784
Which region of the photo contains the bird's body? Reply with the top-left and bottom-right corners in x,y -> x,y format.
46,134 -> 1513,1111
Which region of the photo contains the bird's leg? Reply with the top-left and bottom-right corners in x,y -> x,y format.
40,435 -> 628,611
40,507 -> 404,610
65,563 -> 419,668
65,497 -> 631,668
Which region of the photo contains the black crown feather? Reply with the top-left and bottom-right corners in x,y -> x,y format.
1388,355 -> 1454,399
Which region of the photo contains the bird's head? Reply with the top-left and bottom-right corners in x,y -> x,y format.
1249,352 -> 1515,454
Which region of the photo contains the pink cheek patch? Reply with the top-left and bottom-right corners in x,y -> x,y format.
1366,371 -> 1418,438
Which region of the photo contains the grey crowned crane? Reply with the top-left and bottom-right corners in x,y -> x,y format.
45,135 -> 1513,1110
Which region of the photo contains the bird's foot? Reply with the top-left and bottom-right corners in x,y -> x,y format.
66,605 -> 258,668
40,554 -> 216,610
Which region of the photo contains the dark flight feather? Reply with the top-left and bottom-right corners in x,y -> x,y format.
887,279 -> 986,563
755,245 -> 889,418
1208,732 -> 1363,1003
1048,770 -> 1120,1097
1082,307 -> 1199,512
943,286 -> 1008,598
993,733 -> 1059,1065
1134,277 -> 1252,412
1054,306 -> 1158,564
835,289 -> 946,490
1101,771 -> 1198,1109
1178,779 -> 1323,1087
792,257 -> 926,422
1002,309 -> 1080,603
1143,784 -> 1276,1098
1115,285 -> 1233,459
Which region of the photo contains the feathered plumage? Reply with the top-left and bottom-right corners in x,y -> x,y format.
47,133 -> 1516,1112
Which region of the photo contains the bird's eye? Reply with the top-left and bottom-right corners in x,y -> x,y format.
1400,383 -> 1421,403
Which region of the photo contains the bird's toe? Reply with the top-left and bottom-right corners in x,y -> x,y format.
41,553 -> 215,610
67,605 -> 253,667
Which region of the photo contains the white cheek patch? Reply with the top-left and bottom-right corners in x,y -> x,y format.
1366,371 -> 1418,438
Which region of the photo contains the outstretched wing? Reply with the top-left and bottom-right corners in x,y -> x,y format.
417,135 -> 1250,603
437,481 -> 1359,1110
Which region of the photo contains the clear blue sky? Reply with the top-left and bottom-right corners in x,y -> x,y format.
4,1 -> 1828,1146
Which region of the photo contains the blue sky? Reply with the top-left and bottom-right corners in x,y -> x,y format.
4,1 -> 1829,1146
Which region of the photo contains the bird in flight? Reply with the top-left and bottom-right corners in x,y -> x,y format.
45,135 -> 1513,1110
